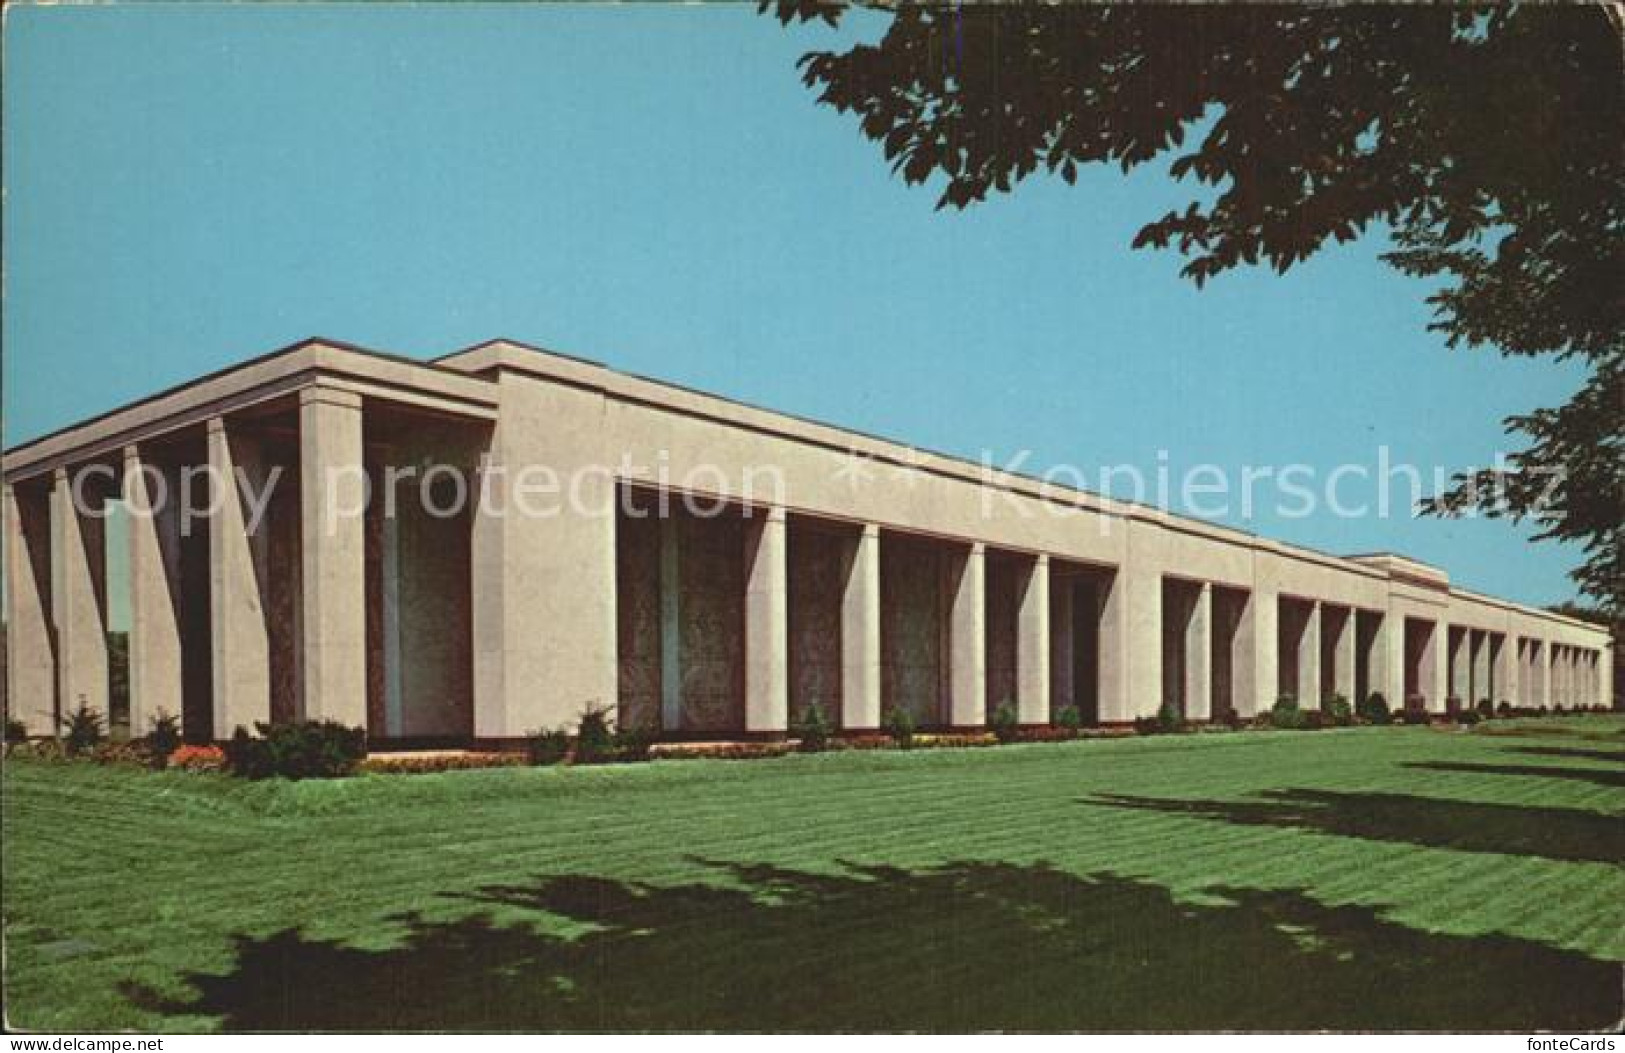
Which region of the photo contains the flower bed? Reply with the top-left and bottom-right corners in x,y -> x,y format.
358,752 -> 525,775
650,742 -> 793,762
168,745 -> 227,773
1008,726 -> 1078,744
914,732 -> 1001,749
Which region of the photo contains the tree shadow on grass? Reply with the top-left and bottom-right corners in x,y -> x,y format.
123,860 -> 1619,1031
1405,760 -> 1625,790
1087,790 -> 1623,864
1508,745 -> 1625,765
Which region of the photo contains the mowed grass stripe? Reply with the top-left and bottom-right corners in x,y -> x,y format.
5,716 -> 1623,1030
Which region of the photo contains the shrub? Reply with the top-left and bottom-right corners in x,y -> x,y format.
359,752 -> 524,775
1358,692 -> 1392,726
1322,693 -> 1354,727
525,728 -> 571,767
612,720 -> 656,763
883,705 -> 916,749
573,702 -> 616,765
145,709 -> 182,767
1445,695 -> 1463,716
1159,700 -> 1187,734
19,738 -> 69,762
1456,709 -> 1482,726
4,718 -> 27,744
1399,706 -> 1431,726
1269,696 -> 1305,730
91,740 -> 153,767
169,744 -> 227,773
1132,700 -> 1187,736
1053,703 -> 1083,731
59,702 -> 105,755
224,721 -> 367,780
1475,698 -> 1495,720
989,699 -> 1020,743
793,701 -> 834,753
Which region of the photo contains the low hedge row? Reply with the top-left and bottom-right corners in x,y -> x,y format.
5,695 -> 1615,780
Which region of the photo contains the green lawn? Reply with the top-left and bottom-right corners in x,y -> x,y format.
4,718 -> 1623,1031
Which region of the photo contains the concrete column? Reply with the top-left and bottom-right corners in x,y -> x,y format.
1185,582 -> 1213,721
123,446 -> 183,737
840,524 -> 881,731
1101,561 -> 1162,723
1599,648 -> 1613,709
1380,612 -> 1406,708
1016,554 -> 1051,725
1447,627 -> 1470,706
1098,569 -> 1127,722
52,466 -> 110,725
1296,601 -> 1321,706
1364,613 -> 1386,706
743,506 -> 788,735
470,374 -> 617,740
208,416 -> 270,737
1494,634 -> 1515,707
1333,608 -> 1355,702
4,483 -> 56,730
1235,585 -> 1276,718
1471,631 -> 1491,706
946,542 -> 986,728
1537,641 -> 1551,707
299,387 -> 368,728
1530,639 -> 1543,706
1426,622 -> 1447,713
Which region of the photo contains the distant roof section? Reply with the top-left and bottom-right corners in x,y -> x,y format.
1345,553 -> 1451,591
2,337 -> 497,482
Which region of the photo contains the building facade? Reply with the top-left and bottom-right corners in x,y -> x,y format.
2,338 -> 1613,745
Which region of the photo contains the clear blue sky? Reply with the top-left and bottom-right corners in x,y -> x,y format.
3,3 -> 1593,617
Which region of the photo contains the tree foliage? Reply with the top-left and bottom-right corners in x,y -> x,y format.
765,2 -> 1624,611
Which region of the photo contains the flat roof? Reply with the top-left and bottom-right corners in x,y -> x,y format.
4,335 -> 1608,637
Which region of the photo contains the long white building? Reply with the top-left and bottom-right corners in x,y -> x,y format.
2,338 -> 1612,745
